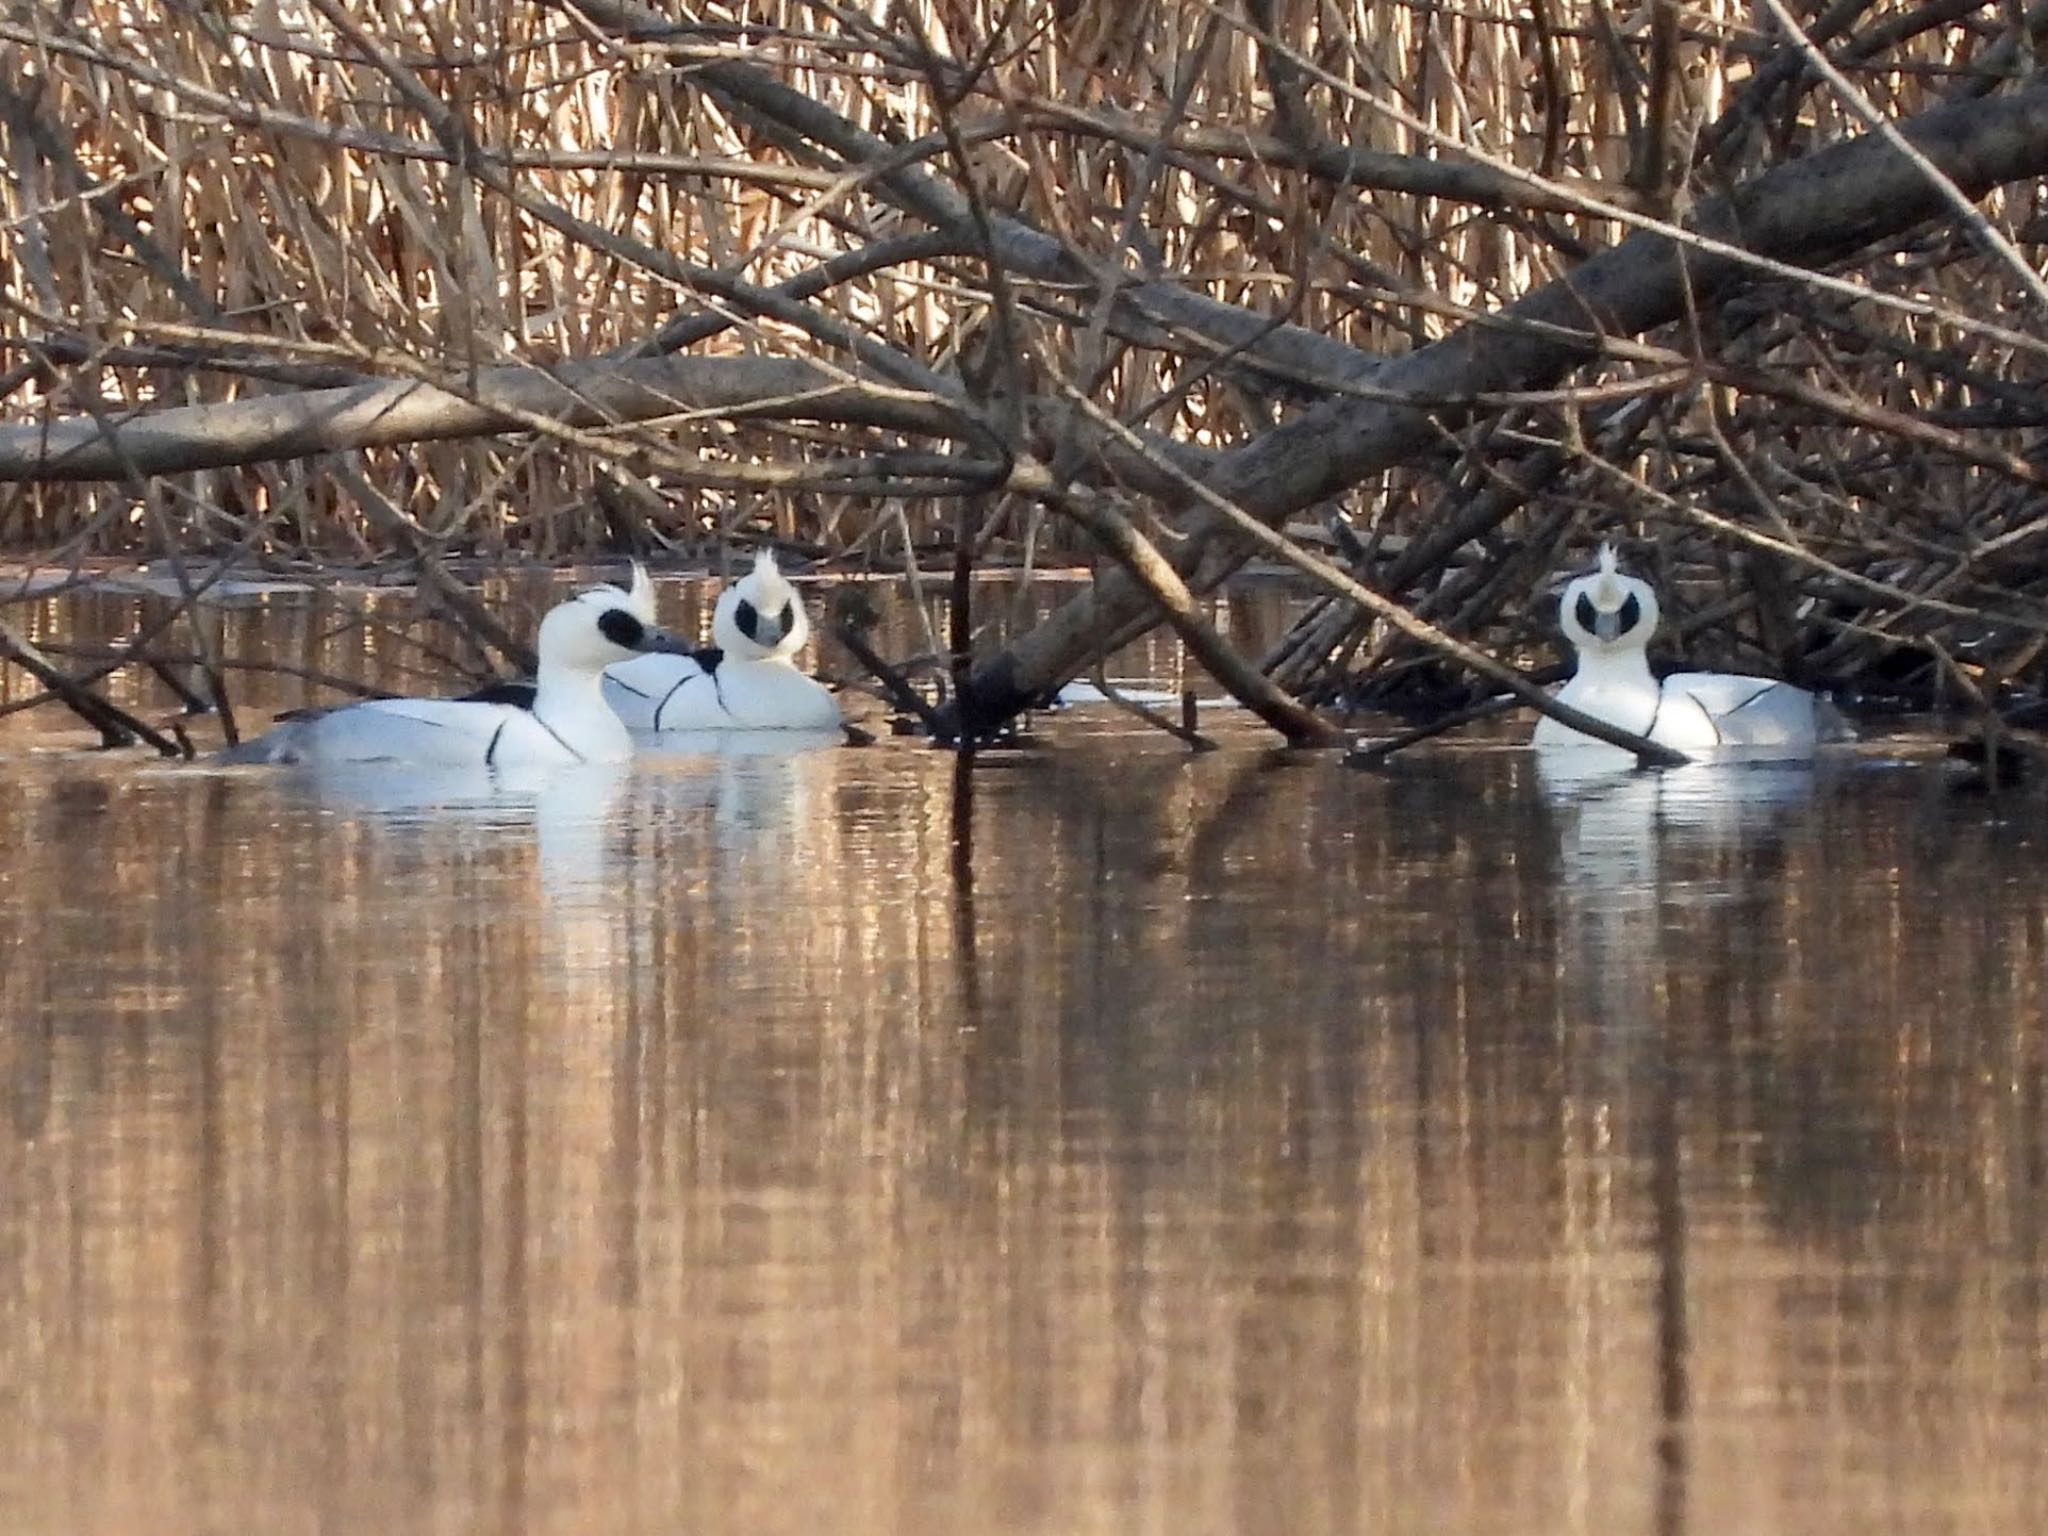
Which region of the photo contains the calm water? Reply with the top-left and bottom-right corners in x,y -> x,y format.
0,578 -> 2044,1535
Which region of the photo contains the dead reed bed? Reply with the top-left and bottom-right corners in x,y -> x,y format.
4,0 -> 2048,742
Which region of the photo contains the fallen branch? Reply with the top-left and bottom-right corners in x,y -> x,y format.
1039,449 -> 1690,765
0,616 -> 186,756
1042,485 -> 1344,747
830,618 -> 946,735
1346,695 -> 1522,765
0,353 -> 959,482
1083,668 -> 1218,752
942,74 -> 2048,736
331,461 -> 540,677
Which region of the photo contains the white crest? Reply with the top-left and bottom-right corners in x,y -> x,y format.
1590,543 -> 1625,607
626,560 -> 655,621
745,549 -> 795,606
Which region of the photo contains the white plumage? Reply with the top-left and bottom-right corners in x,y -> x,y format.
224,566 -> 688,768
1533,545 -> 1843,759
603,550 -> 841,732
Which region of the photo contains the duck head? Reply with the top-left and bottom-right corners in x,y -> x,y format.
712,550 -> 810,662
537,563 -> 691,676
1558,544 -> 1660,659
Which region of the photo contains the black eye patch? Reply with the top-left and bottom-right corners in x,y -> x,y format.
1574,593 -> 1597,631
597,608 -> 646,649
1618,593 -> 1642,632
735,598 -> 760,642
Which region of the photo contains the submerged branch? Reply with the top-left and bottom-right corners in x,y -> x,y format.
0,616 -> 186,755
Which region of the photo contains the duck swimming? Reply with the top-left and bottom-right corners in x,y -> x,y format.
1533,546 -> 1842,758
602,550 -> 841,732
223,566 -> 690,767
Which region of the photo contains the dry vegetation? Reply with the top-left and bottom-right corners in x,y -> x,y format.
4,0 -> 2048,741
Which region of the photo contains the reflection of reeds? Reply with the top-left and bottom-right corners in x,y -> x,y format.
0,750 -> 2042,1532
4,3 -> 2047,722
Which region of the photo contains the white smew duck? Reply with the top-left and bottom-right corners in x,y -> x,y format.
1533,546 -> 1841,758
603,550 -> 841,732
224,566 -> 690,767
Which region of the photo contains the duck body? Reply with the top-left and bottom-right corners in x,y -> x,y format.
1539,655 -> 1829,755
605,649 -> 842,732
604,551 -> 841,733
1533,546 -> 1842,760
223,566 -> 689,768
238,695 -> 613,767
1649,671 -> 1834,753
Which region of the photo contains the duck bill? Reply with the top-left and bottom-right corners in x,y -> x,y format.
636,628 -> 700,656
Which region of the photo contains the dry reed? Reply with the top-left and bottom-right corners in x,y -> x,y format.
3,0 -> 2048,729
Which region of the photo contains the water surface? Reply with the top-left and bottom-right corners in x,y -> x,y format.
0,580 -> 2043,1536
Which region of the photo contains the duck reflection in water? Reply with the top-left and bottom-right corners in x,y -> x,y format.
270,758 -> 631,907
1537,751 -> 1824,1032
634,729 -> 844,863
265,725 -> 841,901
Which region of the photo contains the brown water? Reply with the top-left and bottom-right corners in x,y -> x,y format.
0,580 -> 2045,1536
